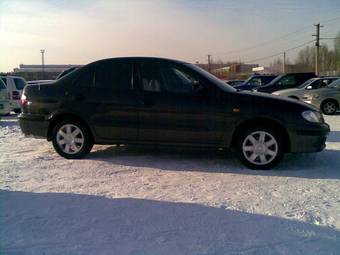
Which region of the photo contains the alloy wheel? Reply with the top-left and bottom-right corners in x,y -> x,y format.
242,131 -> 278,166
56,124 -> 85,154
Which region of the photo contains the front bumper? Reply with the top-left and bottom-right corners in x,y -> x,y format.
18,113 -> 49,139
289,123 -> 330,153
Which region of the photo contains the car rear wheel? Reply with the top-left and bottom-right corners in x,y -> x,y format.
237,127 -> 283,170
52,120 -> 93,159
321,100 -> 338,115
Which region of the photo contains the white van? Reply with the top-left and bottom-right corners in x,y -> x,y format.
0,79 -> 11,115
0,76 -> 27,113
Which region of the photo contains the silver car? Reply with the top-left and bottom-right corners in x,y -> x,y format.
302,78 -> 340,115
273,77 -> 339,100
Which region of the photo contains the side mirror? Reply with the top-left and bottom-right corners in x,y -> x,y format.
306,85 -> 313,90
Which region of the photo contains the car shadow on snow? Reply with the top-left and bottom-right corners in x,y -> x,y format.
1,190 -> 339,254
88,145 -> 340,179
0,114 -> 19,127
327,131 -> 340,142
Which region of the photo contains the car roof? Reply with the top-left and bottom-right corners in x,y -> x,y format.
89,57 -> 189,65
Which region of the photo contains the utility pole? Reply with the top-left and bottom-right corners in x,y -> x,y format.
207,54 -> 211,72
283,51 -> 286,73
313,23 -> 323,75
40,49 -> 45,79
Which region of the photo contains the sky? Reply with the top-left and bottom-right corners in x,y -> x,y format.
0,0 -> 340,72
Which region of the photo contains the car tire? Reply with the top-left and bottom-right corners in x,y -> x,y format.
52,120 -> 93,159
321,100 -> 338,115
237,126 -> 284,170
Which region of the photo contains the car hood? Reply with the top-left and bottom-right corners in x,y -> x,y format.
273,88 -> 300,95
237,90 -> 319,111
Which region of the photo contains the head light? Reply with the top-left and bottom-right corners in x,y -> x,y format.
302,110 -> 323,123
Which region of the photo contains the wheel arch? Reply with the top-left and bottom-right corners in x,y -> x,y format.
321,98 -> 339,109
47,113 -> 94,142
230,117 -> 290,152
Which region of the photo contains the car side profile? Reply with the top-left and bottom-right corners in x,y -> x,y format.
234,74 -> 277,91
273,77 -> 340,100
302,78 -> 340,115
19,57 -> 330,170
256,72 -> 317,93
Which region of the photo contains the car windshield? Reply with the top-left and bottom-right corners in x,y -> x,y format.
186,64 -> 236,92
298,78 -> 318,89
13,78 -> 26,90
327,78 -> 340,88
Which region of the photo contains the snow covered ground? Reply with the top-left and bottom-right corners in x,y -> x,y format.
0,114 -> 340,254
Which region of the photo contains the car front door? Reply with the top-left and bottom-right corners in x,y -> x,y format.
136,60 -> 225,145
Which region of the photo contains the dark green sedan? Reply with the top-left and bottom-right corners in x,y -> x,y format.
18,57 -> 330,170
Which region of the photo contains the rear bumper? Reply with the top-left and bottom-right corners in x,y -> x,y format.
18,113 -> 49,139
10,100 -> 21,110
289,123 -> 330,153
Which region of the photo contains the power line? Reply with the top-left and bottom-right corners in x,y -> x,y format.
210,26 -> 312,56
209,15 -> 340,58
244,40 -> 315,63
320,37 -> 340,40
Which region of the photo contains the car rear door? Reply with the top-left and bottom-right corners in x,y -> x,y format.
136,60 -> 225,145
66,59 -> 139,142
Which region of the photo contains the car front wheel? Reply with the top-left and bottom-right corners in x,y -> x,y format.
237,127 -> 283,170
321,100 -> 338,115
52,120 -> 93,159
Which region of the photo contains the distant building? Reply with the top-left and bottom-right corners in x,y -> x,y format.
229,63 -> 259,73
252,66 -> 275,74
13,64 -> 81,80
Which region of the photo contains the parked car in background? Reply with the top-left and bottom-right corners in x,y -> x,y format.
0,79 -> 11,116
302,78 -> 340,115
225,80 -> 244,87
234,74 -> 277,91
273,77 -> 340,100
27,80 -> 55,86
19,57 -> 330,170
256,72 -> 317,93
0,75 -> 27,113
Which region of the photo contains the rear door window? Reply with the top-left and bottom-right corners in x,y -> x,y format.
95,60 -> 133,91
13,78 -> 26,90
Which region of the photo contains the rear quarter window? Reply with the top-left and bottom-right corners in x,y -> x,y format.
1,77 -> 7,85
0,80 -> 6,90
13,78 -> 26,90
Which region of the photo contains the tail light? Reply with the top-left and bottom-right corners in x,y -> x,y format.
12,91 -> 20,100
21,92 -> 28,107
